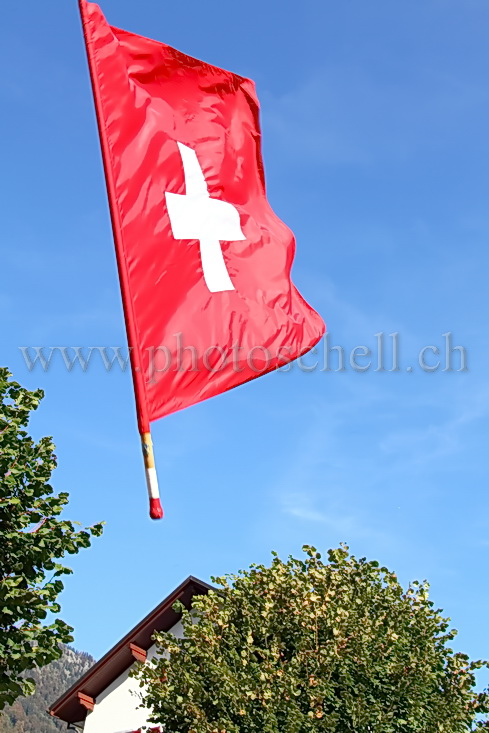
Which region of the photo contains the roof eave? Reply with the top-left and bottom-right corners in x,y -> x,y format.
50,576 -> 214,724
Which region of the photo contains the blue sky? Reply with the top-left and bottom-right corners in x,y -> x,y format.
1,0 -> 488,684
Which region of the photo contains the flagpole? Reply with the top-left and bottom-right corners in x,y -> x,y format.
141,431 -> 163,519
77,0 -> 163,519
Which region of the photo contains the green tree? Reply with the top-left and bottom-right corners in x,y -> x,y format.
0,368 -> 103,710
137,546 -> 489,732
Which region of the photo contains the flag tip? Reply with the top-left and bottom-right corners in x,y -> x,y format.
150,497 -> 164,520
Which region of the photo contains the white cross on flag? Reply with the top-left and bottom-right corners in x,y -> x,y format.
165,143 -> 246,293
78,0 -> 325,516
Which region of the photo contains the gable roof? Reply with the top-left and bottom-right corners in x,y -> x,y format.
50,576 -> 214,724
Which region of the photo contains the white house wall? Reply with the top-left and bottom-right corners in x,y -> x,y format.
83,620 -> 184,733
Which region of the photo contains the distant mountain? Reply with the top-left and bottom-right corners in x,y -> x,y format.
0,645 -> 95,733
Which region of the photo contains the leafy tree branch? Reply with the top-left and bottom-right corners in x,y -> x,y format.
137,545 -> 489,732
0,368 -> 103,709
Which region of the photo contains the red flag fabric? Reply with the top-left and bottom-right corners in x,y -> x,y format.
79,1 -> 325,432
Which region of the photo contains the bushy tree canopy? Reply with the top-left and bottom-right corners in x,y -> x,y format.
138,545 -> 489,732
0,368 -> 103,709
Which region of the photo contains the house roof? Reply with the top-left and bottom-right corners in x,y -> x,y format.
50,576 -> 214,724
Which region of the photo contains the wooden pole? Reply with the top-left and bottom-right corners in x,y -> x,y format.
78,0 -> 163,519
142,432 -> 163,519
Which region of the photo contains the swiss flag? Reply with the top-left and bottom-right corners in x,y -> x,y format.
80,0 -> 325,431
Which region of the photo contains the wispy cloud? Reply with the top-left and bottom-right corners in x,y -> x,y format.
281,490 -> 392,544
263,65 -> 488,166
380,383 -> 489,466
